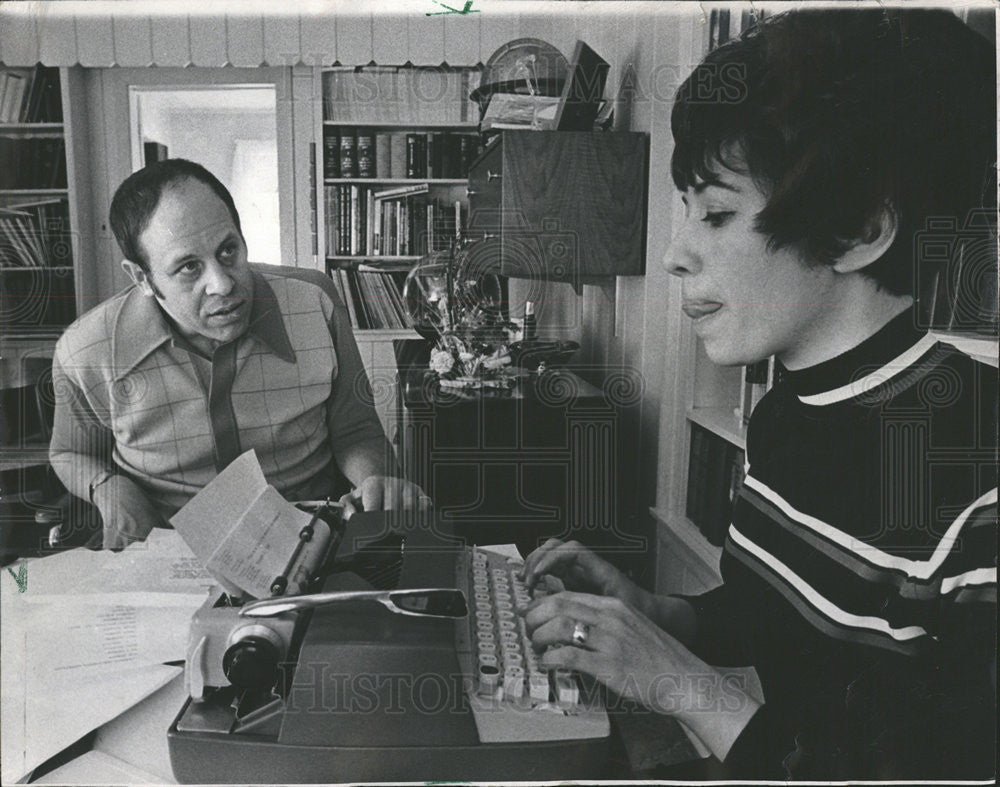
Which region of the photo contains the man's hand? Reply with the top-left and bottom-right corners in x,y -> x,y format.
354,475 -> 432,512
90,474 -> 161,550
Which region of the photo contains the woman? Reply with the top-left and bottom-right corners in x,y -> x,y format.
518,9 -> 996,779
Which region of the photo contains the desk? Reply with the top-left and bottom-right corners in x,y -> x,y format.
397,365 -> 638,555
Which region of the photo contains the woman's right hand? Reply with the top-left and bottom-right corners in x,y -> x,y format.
518,538 -> 639,606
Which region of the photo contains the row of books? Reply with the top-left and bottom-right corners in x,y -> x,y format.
325,184 -> 463,257
0,66 -> 63,124
0,198 -> 73,267
686,423 -> 745,547
331,268 -> 413,331
0,266 -> 76,329
0,138 -> 68,189
322,67 -> 481,124
324,128 -> 481,180
737,358 -> 783,426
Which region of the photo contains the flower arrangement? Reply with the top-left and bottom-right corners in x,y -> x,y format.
429,304 -> 518,389
410,244 -> 519,389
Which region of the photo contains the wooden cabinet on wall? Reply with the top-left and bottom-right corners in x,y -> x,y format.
467,131 -> 648,286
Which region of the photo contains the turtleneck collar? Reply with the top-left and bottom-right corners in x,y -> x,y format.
780,308 -> 938,406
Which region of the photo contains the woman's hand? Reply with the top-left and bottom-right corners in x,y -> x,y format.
520,589 -> 761,761
518,538 -> 640,606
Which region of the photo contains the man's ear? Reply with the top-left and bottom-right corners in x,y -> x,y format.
832,205 -> 899,274
121,259 -> 156,297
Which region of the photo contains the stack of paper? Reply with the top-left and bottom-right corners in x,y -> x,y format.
0,529 -> 213,784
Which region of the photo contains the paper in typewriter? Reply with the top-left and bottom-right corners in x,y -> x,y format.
170,449 -> 320,599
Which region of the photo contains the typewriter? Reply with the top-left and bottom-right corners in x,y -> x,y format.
167,508 -> 610,783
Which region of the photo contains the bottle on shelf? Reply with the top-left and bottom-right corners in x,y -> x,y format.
523,301 -> 537,342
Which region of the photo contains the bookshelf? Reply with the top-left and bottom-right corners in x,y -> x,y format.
654,10 -> 764,596
1,65 -> 92,471
0,66 -> 87,343
316,66 -> 482,439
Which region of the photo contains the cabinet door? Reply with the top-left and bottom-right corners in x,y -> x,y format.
499,132 -> 647,280
466,141 -> 502,240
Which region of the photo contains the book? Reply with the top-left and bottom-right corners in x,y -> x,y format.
323,127 -> 340,179
553,41 -> 610,132
339,129 -> 357,178
356,130 -> 375,178
373,183 -> 429,201
1,71 -> 28,123
374,133 -> 391,179
480,94 -> 560,132
338,269 -> 361,329
144,141 -> 168,165
389,132 -> 408,179
685,423 -> 744,547
405,133 -> 421,179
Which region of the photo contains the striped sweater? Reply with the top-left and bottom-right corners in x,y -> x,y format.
683,309 -> 997,779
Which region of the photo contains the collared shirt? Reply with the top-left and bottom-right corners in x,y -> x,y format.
50,265 -> 393,522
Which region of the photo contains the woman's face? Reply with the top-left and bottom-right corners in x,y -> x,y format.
665,169 -> 842,369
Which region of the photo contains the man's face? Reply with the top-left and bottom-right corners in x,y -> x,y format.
665,169 -> 842,370
130,178 -> 253,354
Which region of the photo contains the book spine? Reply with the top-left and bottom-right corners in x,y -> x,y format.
365,189 -> 375,256
324,186 -> 336,257
390,132 -> 407,179
424,132 -> 435,179
323,127 -> 341,179
375,133 -> 391,179
338,269 -> 359,328
406,134 -> 420,179
339,185 -> 349,255
350,185 -> 360,255
356,130 -> 375,178
432,132 -> 446,179
339,127 -> 357,179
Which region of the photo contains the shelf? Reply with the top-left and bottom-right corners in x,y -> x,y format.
0,265 -> 75,271
0,441 -> 51,472
651,506 -> 723,574
353,328 -> 420,341
0,189 -> 69,197
323,121 -> 478,130
324,178 -> 468,185
328,255 -> 421,262
0,123 -> 64,135
686,407 -> 746,450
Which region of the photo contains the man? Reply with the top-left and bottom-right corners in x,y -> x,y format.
518,9 -> 996,780
51,159 -> 427,549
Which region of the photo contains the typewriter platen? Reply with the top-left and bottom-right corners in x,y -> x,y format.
167,510 -> 610,783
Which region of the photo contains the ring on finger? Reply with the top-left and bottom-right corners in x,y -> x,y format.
571,620 -> 590,647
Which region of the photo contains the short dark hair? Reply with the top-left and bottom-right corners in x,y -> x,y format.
109,159 -> 243,270
671,9 -> 996,296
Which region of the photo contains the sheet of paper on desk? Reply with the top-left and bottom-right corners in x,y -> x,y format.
20,528 -> 214,607
171,449 -> 318,599
0,531 -> 207,785
1,585 -> 182,784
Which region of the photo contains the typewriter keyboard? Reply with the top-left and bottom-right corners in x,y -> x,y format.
454,546 -> 609,744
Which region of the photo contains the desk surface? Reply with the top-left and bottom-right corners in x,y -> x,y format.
399,366 -> 605,408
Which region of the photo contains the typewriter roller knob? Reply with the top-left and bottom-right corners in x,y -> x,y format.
223,626 -> 284,691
